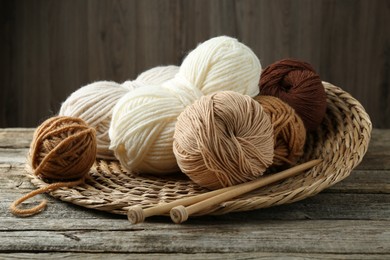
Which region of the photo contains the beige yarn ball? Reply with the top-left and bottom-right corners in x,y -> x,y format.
173,91 -> 274,190
254,95 -> 306,167
109,36 -> 262,175
59,65 -> 179,159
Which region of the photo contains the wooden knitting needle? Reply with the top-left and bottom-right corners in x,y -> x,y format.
128,182 -> 241,224
170,159 -> 322,224
127,159 -> 321,224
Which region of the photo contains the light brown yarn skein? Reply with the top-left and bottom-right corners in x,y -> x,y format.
10,116 -> 97,217
254,95 -> 306,167
173,91 -> 274,190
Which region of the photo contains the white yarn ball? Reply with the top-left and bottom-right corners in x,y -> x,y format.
109,36 -> 261,175
177,36 -> 261,96
59,81 -> 129,159
136,65 -> 179,85
110,85 -> 202,174
59,65 -> 179,159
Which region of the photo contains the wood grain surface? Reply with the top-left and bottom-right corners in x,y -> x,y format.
0,128 -> 389,258
1,0 -> 390,128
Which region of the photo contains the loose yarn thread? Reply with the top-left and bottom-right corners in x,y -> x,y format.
109,36 -> 262,175
173,91 -> 274,190
254,95 -> 306,167
259,58 -> 327,131
10,116 -> 96,216
59,65 -> 179,160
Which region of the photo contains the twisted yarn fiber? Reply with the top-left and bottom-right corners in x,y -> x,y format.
254,95 -> 306,167
129,65 -> 179,86
59,65 -> 179,160
109,36 -> 262,175
259,58 -> 327,131
59,81 -> 126,160
10,116 -> 97,216
173,91 -> 274,190
29,116 -> 96,180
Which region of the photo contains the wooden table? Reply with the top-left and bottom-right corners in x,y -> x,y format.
1,128 -> 389,259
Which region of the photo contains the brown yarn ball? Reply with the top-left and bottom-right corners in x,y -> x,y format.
254,95 -> 306,167
173,91 -> 274,190
259,58 -> 327,131
29,116 -> 97,181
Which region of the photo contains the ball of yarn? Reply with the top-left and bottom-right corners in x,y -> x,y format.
173,91 -> 274,190
29,116 -> 97,180
59,65 -> 179,159
109,36 -> 262,175
133,65 -> 179,86
259,58 -> 327,131
177,36 -> 261,97
59,81 -> 128,160
9,116 -> 97,217
254,95 -> 306,167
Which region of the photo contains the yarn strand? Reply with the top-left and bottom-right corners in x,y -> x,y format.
9,116 -> 97,217
9,177 -> 85,217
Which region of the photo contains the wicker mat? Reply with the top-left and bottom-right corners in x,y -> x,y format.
28,82 -> 372,216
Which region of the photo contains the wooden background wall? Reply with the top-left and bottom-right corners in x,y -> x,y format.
1,0 -> 390,128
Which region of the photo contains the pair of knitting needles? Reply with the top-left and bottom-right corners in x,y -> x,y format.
127,159 -> 322,224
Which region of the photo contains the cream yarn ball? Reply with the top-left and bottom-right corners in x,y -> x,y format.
109,36 -> 262,175
135,65 -> 179,86
176,36 -> 261,97
59,65 -> 179,159
59,81 -> 128,159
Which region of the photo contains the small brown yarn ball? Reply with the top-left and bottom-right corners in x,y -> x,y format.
173,91 -> 274,190
259,58 -> 327,131
29,116 -> 97,181
254,95 -> 306,167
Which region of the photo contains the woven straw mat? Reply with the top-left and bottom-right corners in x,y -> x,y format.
28,82 -> 372,216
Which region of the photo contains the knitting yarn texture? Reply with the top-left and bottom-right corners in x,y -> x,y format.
259,58 -> 327,131
173,91 -> 274,190
29,116 -> 96,181
254,95 -> 306,167
109,36 -> 262,175
59,65 -> 179,159
131,65 -> 179,86
9,116 -> 97,217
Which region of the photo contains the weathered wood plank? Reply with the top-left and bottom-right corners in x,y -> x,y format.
0,129 -> 390,259
0,220 -> 389,253
0,128 -> 33,148
0,128 -> 389,256
0,148 -> 28,166
0,129 -> 31,165
2,159 -> 390,221
2,164 -> 389,224
3,164 -> 389,194
357,129 -> 390,170
1,158 -> 389,224
1,129 -> 389,169
1,191 -> 389,229
3,0 -> 390,128
327,170 -> 390,194
2,164 -> 390,192
1,128 -> 389,193
1,252 -> 389,260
